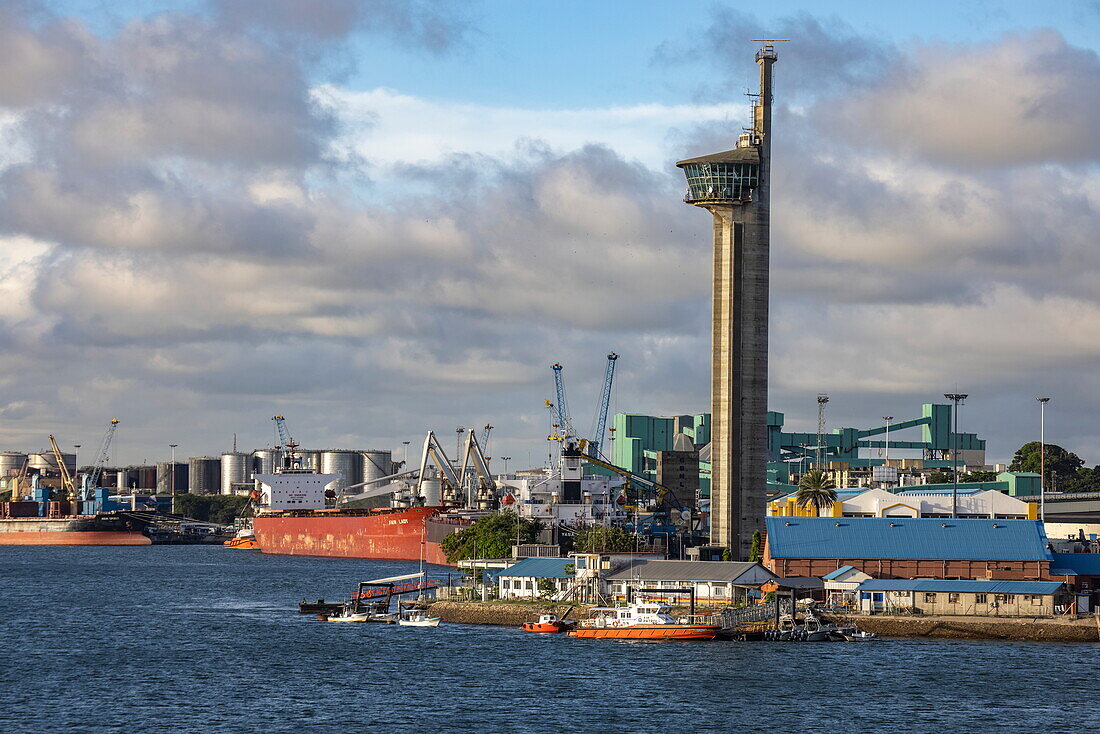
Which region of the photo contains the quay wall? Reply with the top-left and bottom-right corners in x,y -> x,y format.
824,613 -> 1100,642
428,601 -> 595,626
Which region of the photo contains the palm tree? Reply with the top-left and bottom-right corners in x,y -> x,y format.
795,469 -> 838,516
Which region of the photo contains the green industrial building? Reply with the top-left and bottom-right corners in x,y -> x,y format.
603,402 -> 1026,501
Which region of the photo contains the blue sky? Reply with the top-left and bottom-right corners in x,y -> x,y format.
2,0 -> 1100,469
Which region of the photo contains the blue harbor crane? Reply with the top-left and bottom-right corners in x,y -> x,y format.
84,418 -> 119,498
272,415 -> 301,468
550,363 -> 575,442
588,353 -> 618,459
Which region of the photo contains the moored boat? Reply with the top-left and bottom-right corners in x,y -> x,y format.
522,614 -> 575,634
223,527 -> 259,549
397,610 -> 441,627
567,602 -> 718,641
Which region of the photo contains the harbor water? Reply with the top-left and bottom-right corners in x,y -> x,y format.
2,546 -> 1098,732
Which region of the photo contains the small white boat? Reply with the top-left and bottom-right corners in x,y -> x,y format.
326,611 -> 370,623
398,611 -> 441,627
844,630 -> 878,641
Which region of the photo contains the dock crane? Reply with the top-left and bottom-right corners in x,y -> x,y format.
48,434 -> 78,502
548,355 -> 619,459
550,363 -> 575,442
561,442 -> 693,527
588,353 -> 618,458
272,415 -> 300,468
84,419 -> 119,499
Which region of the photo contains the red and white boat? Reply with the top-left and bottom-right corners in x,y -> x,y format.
567,602 -> 718,641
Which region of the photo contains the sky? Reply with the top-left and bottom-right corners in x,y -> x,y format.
2,0 -> 1100,469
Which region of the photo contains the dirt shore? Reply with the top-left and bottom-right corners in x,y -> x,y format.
429,601 -> 1100,641
822,612 -> 1100,642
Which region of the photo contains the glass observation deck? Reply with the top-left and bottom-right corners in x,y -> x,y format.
676,147 -> 760,204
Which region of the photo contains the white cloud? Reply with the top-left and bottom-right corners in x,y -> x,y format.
319,85 -> 747,171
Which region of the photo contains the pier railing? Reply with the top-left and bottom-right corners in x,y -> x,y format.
710,599 -> 793,629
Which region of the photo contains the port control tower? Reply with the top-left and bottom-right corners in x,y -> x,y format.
676,42 -> 779,558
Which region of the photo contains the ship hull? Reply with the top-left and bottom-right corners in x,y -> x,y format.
568,625 -> 718,641
253,507 -> 453,565
0,518 -> 152,546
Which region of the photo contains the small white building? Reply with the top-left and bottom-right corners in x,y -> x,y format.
822,565 -> 872,609
496,557 -> 575,600
769,487 -> 1032,520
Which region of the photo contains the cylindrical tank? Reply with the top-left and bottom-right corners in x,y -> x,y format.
251,449 -> 283,475
0,452 -> 27,478
130,466 -> 156,490
421,479 -> 442,506
188,457 -> 221,495
321,450 -> 361,495
220,453 -> 252,495
299,450 -> 322,471
361,450 -> 392,487
117,469 -> 130,491
156,462 -> 188,494
29,452 -> 76,476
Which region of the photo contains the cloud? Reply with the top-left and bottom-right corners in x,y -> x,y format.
819,30 -> 1100,166
210,0 -> 474,52
0,2 -> 1099,468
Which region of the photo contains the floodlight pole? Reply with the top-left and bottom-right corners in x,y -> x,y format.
944,394 -> 967,519
1037,397 -> 1050,522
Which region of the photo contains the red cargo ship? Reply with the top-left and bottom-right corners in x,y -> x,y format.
252,507 -> 459,565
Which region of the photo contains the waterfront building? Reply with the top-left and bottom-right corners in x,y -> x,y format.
767,486 -> 1036,519
496,557 -> 575,600
1049,553 -> 1100,612
821,565 -> 873,609
763,516 -> 1053,580
604,559 -> 776,606
855,579 -> 1069,617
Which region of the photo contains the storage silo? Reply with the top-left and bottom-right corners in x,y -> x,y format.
220,452 -> 252,495
252,449 -> 283,475
320,450 -> 361,495
420,479 -> 442,506
188,457 -> 221,495
130,466 -> 156,490
30,452 -> 76,475
117,469 -> 130,491
361,450 -> 392,487
298,450 -> 322,471
0,452 -> 27,478
156,462 -> 188,494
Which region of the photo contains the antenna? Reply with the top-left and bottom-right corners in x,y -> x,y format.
816,394 -> 829,468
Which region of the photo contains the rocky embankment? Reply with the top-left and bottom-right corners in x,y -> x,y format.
824,613 -> 1100,642
428,601 -> 594,626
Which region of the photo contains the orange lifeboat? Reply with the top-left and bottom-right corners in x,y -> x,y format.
522,614 -> 575,634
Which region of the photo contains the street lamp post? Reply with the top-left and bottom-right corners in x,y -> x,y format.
402,441 -> 411,467
501,457 -> 511,475
943,394 -> 968,519
1037,397 -> 1050,522
169,444 -> 178,502
882,417 -> 893,464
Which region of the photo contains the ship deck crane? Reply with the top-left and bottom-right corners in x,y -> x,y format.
415,430 -> 463,504
458,430 -> 497,509
550,363 -> 575,442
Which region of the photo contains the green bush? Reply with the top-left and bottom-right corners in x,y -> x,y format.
174,494 -> 250,524
440,510 -> 542,562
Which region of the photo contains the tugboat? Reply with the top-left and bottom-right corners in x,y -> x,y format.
223,527 -> 259,549
522,614 -> 575,634
567,602 -> 718,641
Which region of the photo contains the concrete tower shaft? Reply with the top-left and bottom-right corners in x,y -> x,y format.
676,44 -> 777,559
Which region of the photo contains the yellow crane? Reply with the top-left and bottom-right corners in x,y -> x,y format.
48,434 -> 78,502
